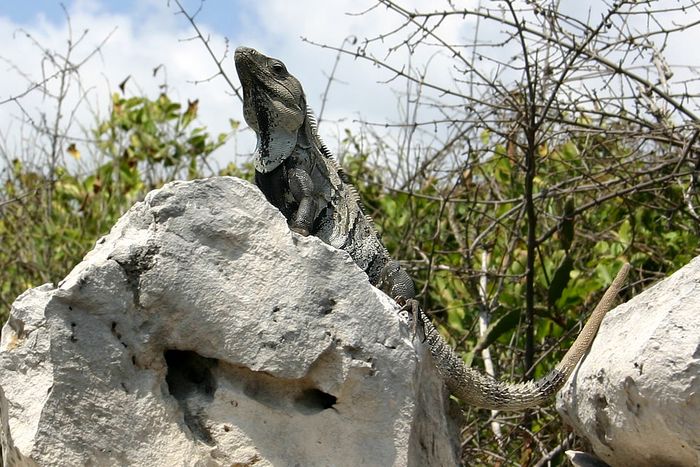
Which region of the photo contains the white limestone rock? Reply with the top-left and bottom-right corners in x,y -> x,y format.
557,257 -> 700,467
0,177 -> 460,467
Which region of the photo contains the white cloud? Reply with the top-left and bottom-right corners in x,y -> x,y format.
0,0 -> 244,171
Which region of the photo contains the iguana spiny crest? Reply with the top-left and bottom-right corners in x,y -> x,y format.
234,46 -> 629,411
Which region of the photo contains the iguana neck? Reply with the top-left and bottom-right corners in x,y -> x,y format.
255,106 -> 326,173
254,136 -> 296,173
253,109 -> 302,173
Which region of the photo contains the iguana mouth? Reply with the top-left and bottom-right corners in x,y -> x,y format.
233,47 -> 259,78
234,49 -> 263,98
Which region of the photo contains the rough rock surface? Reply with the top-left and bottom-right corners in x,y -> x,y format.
0,177 -> 460,467
557,257 -> 700,467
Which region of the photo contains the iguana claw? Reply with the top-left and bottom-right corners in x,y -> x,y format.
396,296 -> 426,342
290,226 -> 310,236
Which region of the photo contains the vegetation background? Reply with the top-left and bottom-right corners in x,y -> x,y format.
1,1 -> 699,465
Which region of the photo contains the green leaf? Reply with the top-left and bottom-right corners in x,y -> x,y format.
548,255 -> 574,307
617,219 -> 631,247
560,197 -> 575,250
480,129 -> 491,145
55,179 -> 83,200
473,309 -> 519,351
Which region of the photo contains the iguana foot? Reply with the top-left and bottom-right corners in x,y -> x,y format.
290,225 -> 310,236
396,297 -> 426,342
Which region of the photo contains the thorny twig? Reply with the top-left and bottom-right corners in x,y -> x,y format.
171,0 -> 242,101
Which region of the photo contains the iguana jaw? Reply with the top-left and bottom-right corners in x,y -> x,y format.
234,47 -> 306,173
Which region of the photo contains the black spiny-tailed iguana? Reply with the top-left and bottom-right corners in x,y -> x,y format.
234,46 -> 629,411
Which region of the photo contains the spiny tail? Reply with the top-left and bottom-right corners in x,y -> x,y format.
420,263 -> 630,411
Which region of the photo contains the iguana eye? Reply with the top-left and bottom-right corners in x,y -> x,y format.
270,62 -> 286,74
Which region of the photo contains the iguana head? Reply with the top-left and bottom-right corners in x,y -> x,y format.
235,47 -> 307,173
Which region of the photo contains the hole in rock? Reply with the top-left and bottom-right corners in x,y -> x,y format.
321,297 -> 336,315
164,350 -> 218,444
293,388 -> 337,414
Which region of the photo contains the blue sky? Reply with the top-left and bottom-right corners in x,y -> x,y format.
5,1 -> 245,32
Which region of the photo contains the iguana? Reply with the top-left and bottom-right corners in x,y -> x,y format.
234,46 -> 630,411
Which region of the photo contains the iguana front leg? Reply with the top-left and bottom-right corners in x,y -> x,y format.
287,167 -> 317,236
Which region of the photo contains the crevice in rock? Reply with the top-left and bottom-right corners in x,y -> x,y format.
593,394 -> 612,448
293,388 -> 337,414
110,321 -> 128,349
319,297 -> 336,315
109,244 -> 159,308
214,358 -> 340,417
164,349 -> 217,445
69,322 -> 77,342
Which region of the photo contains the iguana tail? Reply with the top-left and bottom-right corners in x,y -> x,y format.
420,263 -> 630,410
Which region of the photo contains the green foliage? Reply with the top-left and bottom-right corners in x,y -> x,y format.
548,255 -> 574,307
95,93 -> 226,184
0,92 -> 232,316
340,126 -> 698,463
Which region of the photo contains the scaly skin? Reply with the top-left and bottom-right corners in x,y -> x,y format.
234,46 -> 629,410
413,263 -> 630,410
